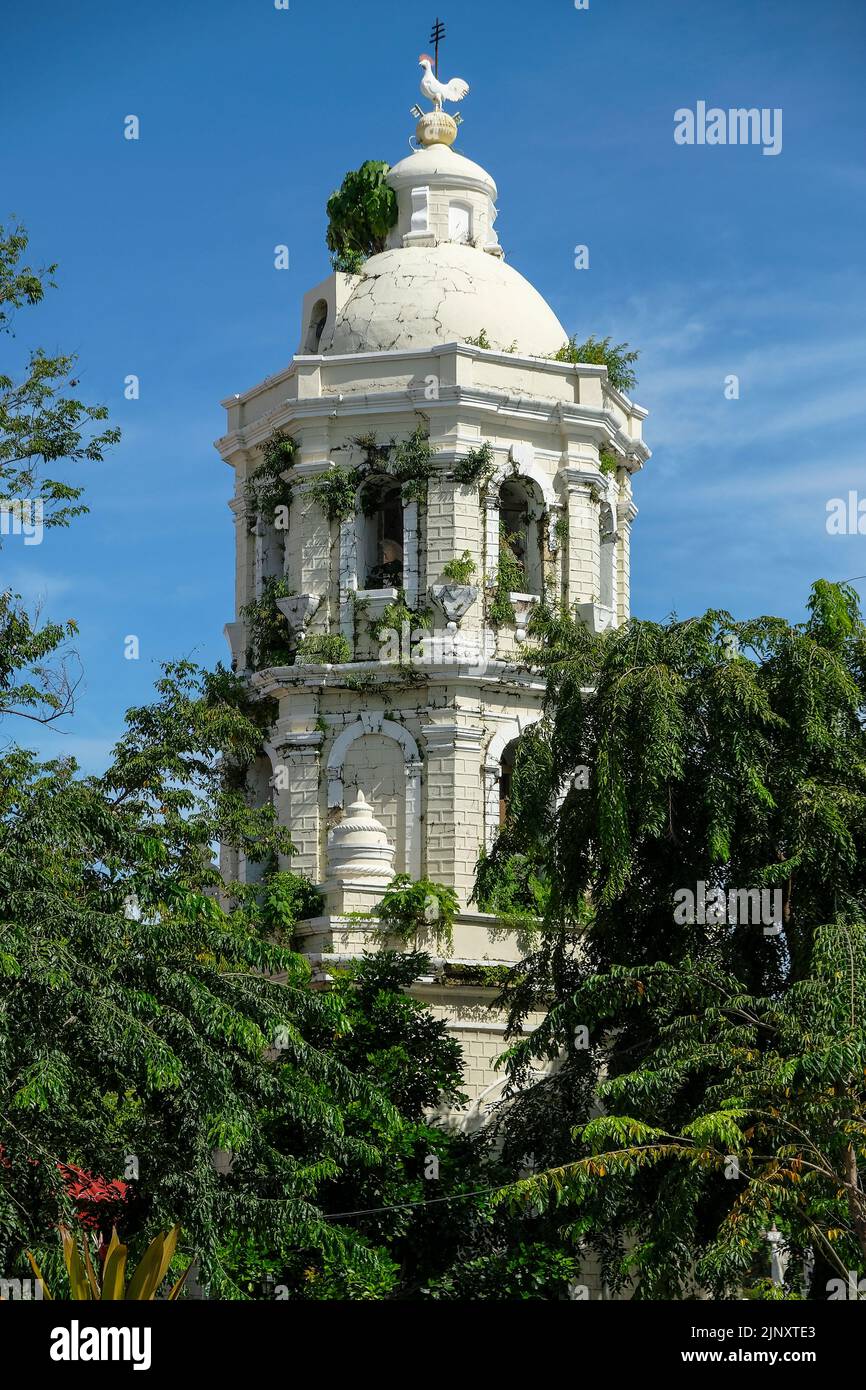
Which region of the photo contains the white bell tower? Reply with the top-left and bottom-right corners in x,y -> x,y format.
215,76 -> 650,1115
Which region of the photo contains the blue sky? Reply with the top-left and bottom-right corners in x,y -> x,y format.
2,0 -> 865,771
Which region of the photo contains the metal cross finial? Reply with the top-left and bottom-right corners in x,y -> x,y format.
429,17 -> 445,77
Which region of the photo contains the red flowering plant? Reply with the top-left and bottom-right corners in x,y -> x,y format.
56,1163 -> 130,1246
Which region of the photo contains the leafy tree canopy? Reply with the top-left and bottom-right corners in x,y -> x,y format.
485,580 -> 866,1298
325,161 -> 398,274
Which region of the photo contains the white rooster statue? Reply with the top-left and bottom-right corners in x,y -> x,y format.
419,53 -> 469,111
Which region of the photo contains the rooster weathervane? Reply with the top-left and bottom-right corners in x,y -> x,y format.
417,17 -> 469,112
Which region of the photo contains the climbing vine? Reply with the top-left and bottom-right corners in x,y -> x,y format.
306,465 -> 362,522
452,441 -> 496,489
369,591 -> 432,645
308,423 -> 436,523
240,577 -> 295,669
441,552 -> 476,584
599,446 -> 619,476
245,429 -> 297,532
387,425 -> 436,504
488,528 -> 527,627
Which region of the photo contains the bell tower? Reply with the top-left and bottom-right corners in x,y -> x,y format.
215,75 -> 649,1116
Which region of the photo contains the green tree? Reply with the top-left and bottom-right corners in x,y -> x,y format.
0,666 -> 410,1296
325,161 -> 398,274
0,222 -> 120,725
485,581 -> 866,1297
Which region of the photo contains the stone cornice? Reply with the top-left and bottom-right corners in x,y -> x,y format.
214,384 -> 651,472
248,660 -> 546,700
220,341 -> 608,412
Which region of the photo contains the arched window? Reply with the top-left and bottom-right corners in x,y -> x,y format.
304,298 -> 328,353
499,476 -> 544,596
359,476 -> 404,589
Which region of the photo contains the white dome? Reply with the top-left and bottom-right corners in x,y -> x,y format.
325,242 -> 567,358
387,143 -> 497,199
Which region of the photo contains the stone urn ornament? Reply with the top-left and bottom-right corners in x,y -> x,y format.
275,593 -> 321,636
430,583 -> 478,631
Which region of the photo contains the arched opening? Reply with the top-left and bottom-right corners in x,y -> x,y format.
304,298 -> 329,353
359,476 -> 404,589
599,501 -> 616,612
499,476 -> 544,596
499,736 -> 519,826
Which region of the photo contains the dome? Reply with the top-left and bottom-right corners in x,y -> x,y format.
324,242 -> 567,358
387,143 -> 497,199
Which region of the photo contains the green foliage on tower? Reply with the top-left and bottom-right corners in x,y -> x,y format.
325,161 -> 398,274
553,334 -> 640,394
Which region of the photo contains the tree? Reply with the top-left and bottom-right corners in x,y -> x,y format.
0,222 -> 120,725
325,161 -> 398,274
0,666 -> 415,1296
484,581 -> 866,1297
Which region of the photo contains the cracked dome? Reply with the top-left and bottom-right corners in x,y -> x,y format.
324,243 -> 567,358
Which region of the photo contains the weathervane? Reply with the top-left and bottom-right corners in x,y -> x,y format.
410,18 -> 470,147
429,17 -> 445,77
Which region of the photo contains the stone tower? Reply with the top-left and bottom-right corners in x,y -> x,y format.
215,97 -> 649,1120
